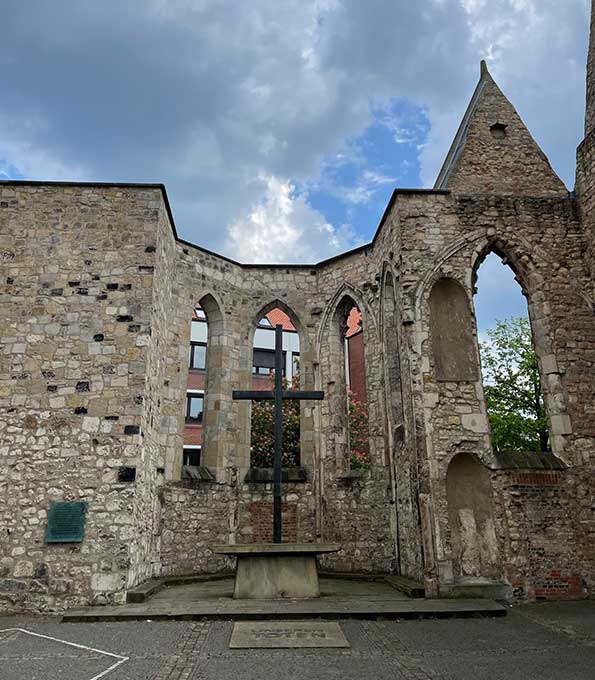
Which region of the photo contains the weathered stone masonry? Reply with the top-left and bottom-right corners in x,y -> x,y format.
3,8 -> 595,611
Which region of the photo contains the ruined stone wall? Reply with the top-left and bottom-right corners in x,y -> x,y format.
124,203 -> 178,590
153,188 -> 426,579
3,173 -> 595,611
157,236 -> 404,576
585,0 -> 595,138
576,1 -> 595,310
393,189 -> 595,597
576,125 -> 595,301
0,183 -> 163,611
160,482 -> 313,575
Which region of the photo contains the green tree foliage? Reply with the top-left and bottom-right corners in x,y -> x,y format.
250,373 -> 300,468
348,390 -> 370,469
479,317 -> 549,453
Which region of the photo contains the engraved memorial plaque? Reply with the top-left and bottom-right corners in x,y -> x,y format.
229,621 -> 350,649
45,501 -> 87,543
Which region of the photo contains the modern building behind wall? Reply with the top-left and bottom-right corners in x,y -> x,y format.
4,6 -> 595,612
183,307 -> 301,474
183,305 -> 365,475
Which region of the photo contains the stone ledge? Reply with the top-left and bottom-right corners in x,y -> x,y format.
210,543 -> 341,556
336,469 -> 368,481
180,465 -> 216,482
244,466 -> 307,483
491,451 -> 567,471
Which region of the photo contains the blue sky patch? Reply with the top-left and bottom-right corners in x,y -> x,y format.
306,99 -> 430,242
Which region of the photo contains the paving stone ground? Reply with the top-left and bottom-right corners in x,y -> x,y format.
3,602 -> 595,680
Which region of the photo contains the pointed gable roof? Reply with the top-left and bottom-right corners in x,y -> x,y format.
435,61 -> 567,196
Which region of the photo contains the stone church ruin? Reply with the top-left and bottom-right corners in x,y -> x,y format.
3,10 -> 595,612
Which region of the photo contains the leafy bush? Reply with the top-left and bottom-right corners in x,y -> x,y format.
349,390 -> 370,469
250,373 -> 300,468
480,316 -> 549,452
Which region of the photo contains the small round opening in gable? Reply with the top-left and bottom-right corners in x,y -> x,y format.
490,122 -> 508,140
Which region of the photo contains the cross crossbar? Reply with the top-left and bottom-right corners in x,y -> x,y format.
233,390 -> 324,401
233,324 -> 325,543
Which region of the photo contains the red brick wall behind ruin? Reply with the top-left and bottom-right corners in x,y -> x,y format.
494,469 -> 593,601
347,330 -> 367,403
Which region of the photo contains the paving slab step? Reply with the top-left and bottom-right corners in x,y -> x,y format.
63,597 -> 506,622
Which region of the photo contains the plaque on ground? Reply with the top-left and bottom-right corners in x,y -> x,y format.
229,621 -> 350,649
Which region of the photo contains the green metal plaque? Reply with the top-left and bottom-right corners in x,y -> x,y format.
45,501 -> 87,543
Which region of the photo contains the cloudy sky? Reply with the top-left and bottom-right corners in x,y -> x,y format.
0,0 -> 590,327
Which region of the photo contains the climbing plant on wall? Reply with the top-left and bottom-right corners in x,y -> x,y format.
479,316 -> 549,453
348,390 -> 370,469
250,373 -> 300,468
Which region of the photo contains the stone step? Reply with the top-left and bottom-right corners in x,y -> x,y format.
384,575 -> 426,599
444,581 -> 512,601
126,572 -> 234,603
63,597 -> 506,623
126,578 -> 163,604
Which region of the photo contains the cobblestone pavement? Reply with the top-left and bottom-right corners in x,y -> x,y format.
3,602 -> 595,680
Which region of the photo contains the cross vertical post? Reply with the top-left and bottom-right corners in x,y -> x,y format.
273,323 -> 283,543
232,324 -> 324,545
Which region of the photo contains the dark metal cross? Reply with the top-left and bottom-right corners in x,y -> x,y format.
233,324 -> 324,543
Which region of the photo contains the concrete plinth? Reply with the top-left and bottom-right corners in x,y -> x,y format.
210,543 -> 341,599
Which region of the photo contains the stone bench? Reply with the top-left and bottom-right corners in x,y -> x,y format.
210,543 -> 341,599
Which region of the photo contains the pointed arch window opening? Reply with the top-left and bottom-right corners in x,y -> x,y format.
182,296 -> 222,478
250,306 -> 301,469
339,300 -> 370,471
473,252 -> 551,454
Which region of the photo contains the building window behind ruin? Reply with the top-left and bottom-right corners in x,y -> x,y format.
183,446 -> 201,466
429,277 -> 479,382
189,342 -> 207,370
250,307 -> 300,468
182,445 -> 202,480
186,392 -> 204,422
181,295 -> 225,474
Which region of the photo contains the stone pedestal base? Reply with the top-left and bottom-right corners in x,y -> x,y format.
210,543 -> 341,599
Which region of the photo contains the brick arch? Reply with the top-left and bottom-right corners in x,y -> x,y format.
315,282 -> 377,358
197,291 -> 225,333
413,231 -> 485,314
247,298 -> 308,359
470,236 -> 543,295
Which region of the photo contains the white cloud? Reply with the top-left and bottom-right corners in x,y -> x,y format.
0,0 -> 590,260
420,0 -> 589,187
226,174 -> 359,263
